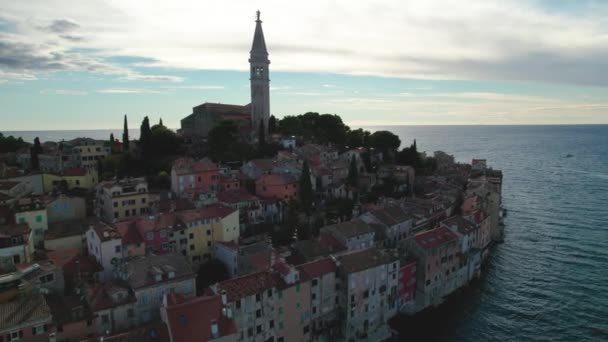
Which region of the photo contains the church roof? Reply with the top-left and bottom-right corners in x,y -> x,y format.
251,11 -> 267,53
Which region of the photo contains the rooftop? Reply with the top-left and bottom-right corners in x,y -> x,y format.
338,248 -> 398,274
119,253 -> 194,290
0,181 -> 21,191
441,215 -> 478,235
216,271 -> 274,302
0,293 -> 52,331
323,219 -> 375,239
45,219 -> 89,240
414,226 -> 459,250
62,167 -> 88,177
0,223 -> 31,238
297,258 -> 337,281
369,205 -> 414,226
164,293 -> 236,342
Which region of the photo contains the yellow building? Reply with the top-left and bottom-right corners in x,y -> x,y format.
170,205 -> 239,264
43,167 -> 98,192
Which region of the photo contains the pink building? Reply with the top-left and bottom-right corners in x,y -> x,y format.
171,157 -> 220,196
398,257 -> 417,311
114,214 -> 173,255
255,174 -> 298,201
407,226 -> 460,309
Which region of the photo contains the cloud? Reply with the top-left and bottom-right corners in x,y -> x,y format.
96,88 -> 160,94
41,89 -> 88,95
125,73 -> 184,82
164,85 -> 225,90
40,19 -> 79,33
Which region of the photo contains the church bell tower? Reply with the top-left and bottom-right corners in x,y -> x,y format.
250,10 -> 270,136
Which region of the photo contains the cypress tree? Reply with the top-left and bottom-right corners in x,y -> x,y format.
299,160 -> 313,213
159,118 -> 164,127
140,116 -> 151,157
30,147 -> 39,170
109,133 -> 115,153
33,137 -> 42,153
347,155 -> 358,186
122,114 -> 130,152
268,115 -> 277,134
258,119 -> 266,150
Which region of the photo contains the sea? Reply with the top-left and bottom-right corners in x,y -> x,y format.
4,125 -> 608,341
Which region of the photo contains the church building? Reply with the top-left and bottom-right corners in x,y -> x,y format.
180,11 -> 271,142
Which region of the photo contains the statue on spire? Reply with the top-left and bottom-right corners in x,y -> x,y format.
256,10 -> 261,21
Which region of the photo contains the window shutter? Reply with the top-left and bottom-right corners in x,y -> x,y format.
19,331 -> 24,337
32,327 -> 37,335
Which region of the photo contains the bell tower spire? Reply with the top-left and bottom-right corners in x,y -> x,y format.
250,10 -> 270,137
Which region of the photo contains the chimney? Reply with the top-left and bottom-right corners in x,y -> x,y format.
211,320 -> 220,339
221,290 -> 227,305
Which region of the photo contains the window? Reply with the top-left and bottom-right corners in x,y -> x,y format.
312,279 -> 318,287
269,320 -> 275,329
142,198 -> 146,204
147,232 -> 154,240
35,215 -> 42,223
256,294 -> 261,302
32,325 -> 45,335
115,245 -> 121,253
127,308 -> 134,318
160,230 -> 167,238
278,307 -> 284,315
207,230 -> 211,236
256,309 -> 261,318
312,306 -> 317,314
296,302 -> 301,309
278,321 -> 284,330
125,210 -> 130,217
40,273 -> 54,284
18,217 -> 25,224
267,289 -> 273,297
278,291 -> 283,300
248,328 -> 253,337
312,293 -> 316,300
256,325 -> 262,334
189,233 -> 194,239
207,241 -> 212,247
190,245 -> 195,251
236,300 -> 241,309
8,331 -> 23,341
303,325 -> 310,334
102,314 -> 110,324
296,283 -> 301,292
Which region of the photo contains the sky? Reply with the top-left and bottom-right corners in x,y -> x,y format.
1,0 -> 608,130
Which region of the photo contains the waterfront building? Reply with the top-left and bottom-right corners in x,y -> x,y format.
336,248 -> 400,342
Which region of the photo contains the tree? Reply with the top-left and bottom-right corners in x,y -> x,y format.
109,133 -> 115,153
347,155 -> 358,186
159,118 -> 164,127
346,128 -> 370,148
208,120 -> 243,162
149,125 -> 180,157
33,137 -> 42,153
122,114 -> 130,152
299,160 -> 313,213
370,130 -> 401,158
258,119 -> 266,150
268,115 -> 277,134
140,116 -> 152,158
0,133 -> 28,153
30,146 -> 39,170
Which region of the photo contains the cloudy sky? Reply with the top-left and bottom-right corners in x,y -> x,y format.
1,0 -> 607,130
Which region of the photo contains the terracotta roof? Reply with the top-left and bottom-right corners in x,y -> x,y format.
173,157 -> 219,175
62,167 -> 88,177
47,249 -> 103,276
338,248 -> 399,274
93,320 -> 170,342
414,226 -> 459,250
297,258 -> 337,281
0,293 -> 52,331
255,173 -> 298,186
92,220 -> 121,241
214,241 -> 238,251
164,294 -> 236,342
157,198 -> 195,213
116,223 -> 144,245
217,271 -> 274,302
